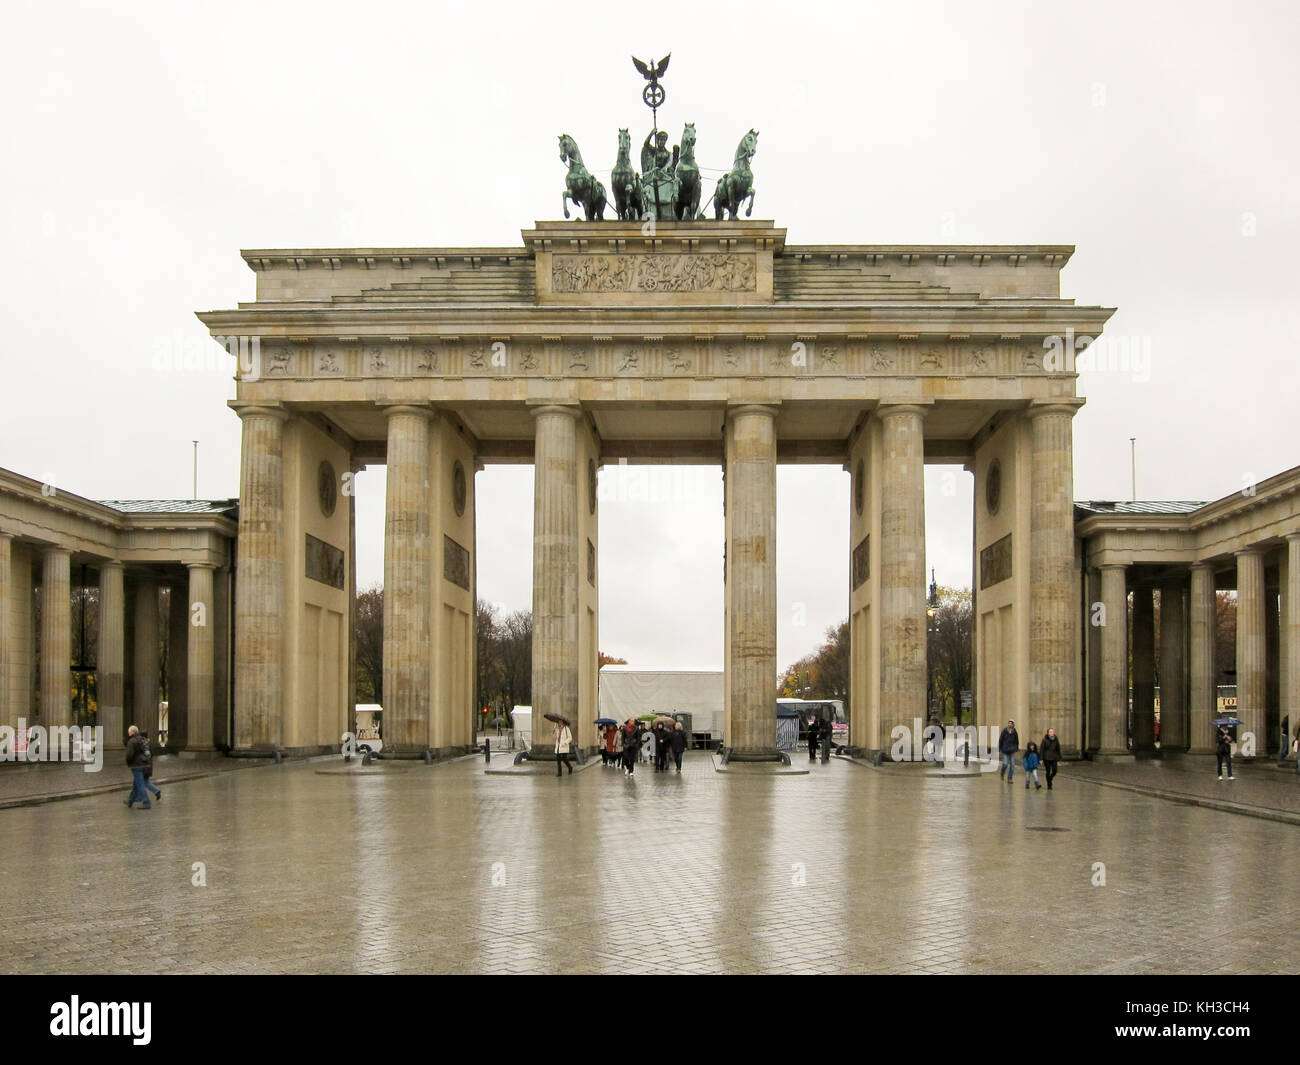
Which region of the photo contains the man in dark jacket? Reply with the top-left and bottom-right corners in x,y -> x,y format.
124,725 -> 152,809
998,720 -> 1019,783
807,717 -> 820,762
1040,728 -> 1062,790
669,722 -> 687,773
622,721 -> 641,776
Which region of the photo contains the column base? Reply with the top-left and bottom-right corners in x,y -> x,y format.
720,747 -> 788,765
1090,751 -> 1137,763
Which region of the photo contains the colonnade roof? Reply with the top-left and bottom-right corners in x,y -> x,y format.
1076,463 -> 1300,572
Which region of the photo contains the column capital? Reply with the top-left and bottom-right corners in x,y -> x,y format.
380,403 -> 434,422
1025,399 -> 1085,419
186,561 -> 217,572
1235,546 -> 1265,559
875,401 -> 932,419
1098,562 -> 1128,572
725,402 -> 779,421
229,401 -> 289,423
528,402 -> 582,421
1190,560 -> 1215,572
1286,531 -> 1300,543
42,545 -> 72,560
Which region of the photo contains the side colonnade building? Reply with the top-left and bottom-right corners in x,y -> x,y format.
1078,467 -> 1300,759
0,469 -> 236,751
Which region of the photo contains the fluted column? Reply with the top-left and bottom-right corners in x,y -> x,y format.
233,405 -> 288,751
1189,563 -> 1217,753
97,562 -> 125,748
1098,564 -> 1130,755
132,575 -> 159,736
186,563 -> 216,751
1236,548 -> 1266,756
382,405 -> 432,754
1287,536 -> 1300,758
725,404 -> 778,758
1159,577 -> 1187,750
0,534 -> 10,730
1028,403 -> 1079,744
531,404 -> 581,756
40,547 -> 72,728
167,582 -> 188,747
1132,586 -> 1155,750
878,404 -> 927,757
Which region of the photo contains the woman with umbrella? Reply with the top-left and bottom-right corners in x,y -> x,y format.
546,713 -> 574,776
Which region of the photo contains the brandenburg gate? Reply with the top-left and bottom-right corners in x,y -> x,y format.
198,218 -> 1113,762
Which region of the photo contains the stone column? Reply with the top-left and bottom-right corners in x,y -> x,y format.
1159,576 -> 1187,750
0,534 -> 10,730
167,582 -> 189,748
382,406 -> 432,755
1236,548 -> 1266,756
132,575 -> 160,736
233,405 -> 288,751
1189,563 -> 1217,753
97,562 -> 125,749
186,563 -> 216,751
40,547 -> 72,728
531,404 -> 581,757
1098,564 -> 1130,755
1028,403 -> 1078,745
1131,585 -> 1155,750
1287,536 -> 1300,758
878,404 -> 927,758
725,404 -> 778,759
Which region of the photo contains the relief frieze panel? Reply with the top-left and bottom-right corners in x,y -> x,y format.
551,253 -> 757,294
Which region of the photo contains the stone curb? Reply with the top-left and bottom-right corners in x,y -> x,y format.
1073,774 -> 1300,827
0,753 -> 337,810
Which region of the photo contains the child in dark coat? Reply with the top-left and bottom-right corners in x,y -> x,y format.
1023,741 -> 1042,791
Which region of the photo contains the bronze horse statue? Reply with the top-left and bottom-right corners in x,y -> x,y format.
612,128 -> 643,222
674,122 -> 701,221
559,133 -> 607,221
714,129 -> 758,221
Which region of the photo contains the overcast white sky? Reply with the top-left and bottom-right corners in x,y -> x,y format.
2,0 -> 1297,671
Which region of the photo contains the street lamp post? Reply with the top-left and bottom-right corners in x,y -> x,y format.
926,569 -> 939,760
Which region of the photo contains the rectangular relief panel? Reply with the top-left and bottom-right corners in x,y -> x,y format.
305,534 -> 345,590
852,535 -> 870,590
980,533 -> 1013,591
443,535 -> 471,591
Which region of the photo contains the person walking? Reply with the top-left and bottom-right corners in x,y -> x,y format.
657,724 -> 671,772
1023,741 -> 1042,790
1040,727 -> 1062,790
807,717 -> 820,762
1216,726 -> 1234,781
554,720 -> 574,776
637,722 -> 649,764
613,723 -> 624,769
622,719 -> 641,776
998,720 -> 1019,783
670,722 -> 687,774
123,725 -> 152,810
139,730 -> 162,804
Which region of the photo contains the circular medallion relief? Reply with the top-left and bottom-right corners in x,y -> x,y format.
854,459 -> 864,516
452,460 -> 467,517
588,459 -> 597,515
986,459 -> 1002,517
318,460 -> 337,518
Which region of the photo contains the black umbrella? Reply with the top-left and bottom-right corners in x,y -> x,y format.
543,712 -> 571,725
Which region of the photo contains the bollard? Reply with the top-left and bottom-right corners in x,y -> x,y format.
484,740 -> 491,764
423,750 -> 433,766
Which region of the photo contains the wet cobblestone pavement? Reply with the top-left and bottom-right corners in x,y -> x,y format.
2,752 -> 1296,974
